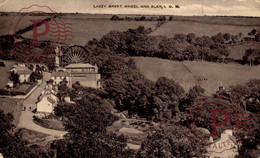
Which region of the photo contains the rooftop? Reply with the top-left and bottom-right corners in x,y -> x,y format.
12,64 -> 32,75
66,63 -> 95,68
51,71 -> 69,77
16,69 -> 32,75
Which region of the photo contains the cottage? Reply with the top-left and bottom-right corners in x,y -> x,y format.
36,95 -> 57,117
51,70 -> 70,86
16,69 -> 32,83
10,64 -> 32,83
36,85 -> 58,117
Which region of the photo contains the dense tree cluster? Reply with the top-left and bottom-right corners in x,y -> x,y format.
89,26 -> 231,63
229,79 -> 260,114
248,28 -> 260,42
0,110 -> 52,157
138,125 -> 204,157
53,87 -> 135,157
219,80 -> 260,153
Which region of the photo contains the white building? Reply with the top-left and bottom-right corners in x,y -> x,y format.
17,69 -> 32,83
36,95 -> 56,117
51,70 -> 70,86
35,84 -> 58,118
205,129 -> 239,158
65,63 -> 101,88
10,64 -> 32,83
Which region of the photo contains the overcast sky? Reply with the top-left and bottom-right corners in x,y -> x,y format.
0,0 -> 260,16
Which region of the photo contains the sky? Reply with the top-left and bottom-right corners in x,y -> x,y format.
0,0 -> 260,16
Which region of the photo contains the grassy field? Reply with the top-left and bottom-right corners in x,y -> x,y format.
0,97 -> 23,126
133,57 -> 260,95
150,21 -> 259,38
33,117 -> 65,131
228,42 -> 260,60
16,128 -> 49,144
168,16 -> 260,26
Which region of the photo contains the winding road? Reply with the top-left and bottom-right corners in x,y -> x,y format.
17,72 -> 67,137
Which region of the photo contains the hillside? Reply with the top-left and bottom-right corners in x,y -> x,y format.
150,21 -> 259,38
133,57 -> 260,95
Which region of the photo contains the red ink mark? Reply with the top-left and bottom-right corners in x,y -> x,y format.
187,95 -> 254,154
210,109 -> 230,137
8,4 -> 73,63
30,19 -> 50,46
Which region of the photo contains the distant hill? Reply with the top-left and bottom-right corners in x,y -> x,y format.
1,14 -> 259,45
133,57 -> 260,95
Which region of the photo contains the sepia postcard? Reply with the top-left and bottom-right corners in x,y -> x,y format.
0,0 -> 259,157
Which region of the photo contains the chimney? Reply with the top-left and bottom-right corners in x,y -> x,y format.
94,63 -> 98,73
209,136 -> 213,143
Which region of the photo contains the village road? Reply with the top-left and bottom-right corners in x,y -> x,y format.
17,72 -> 68,136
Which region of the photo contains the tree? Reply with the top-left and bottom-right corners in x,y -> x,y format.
241,113 -> 260,149
10,71 -> 19,85
57,82 -> 70,101
250,29 -> 257,36
169,16 -> 173,21
239,32 -> 243,37
184,45 -> 198,60
140,16 -> 146,21
211,33 -> 225,44
159,38 -> 180,59
180,85 -> 205,113
223,33 -> 231,41
28,64 -> 34,71
110,15 -> 121,20
173,33 -> 187,43
53,93 -> 136,157
158,15 -> 166,21
138,125 -> 204,157
187,33 -> 196,43
146,77 -> 185,121
29,70 -> 42,82
130,36 -> 160,57
243,48 -> 260,66
0,110 -> 42,157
